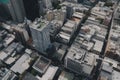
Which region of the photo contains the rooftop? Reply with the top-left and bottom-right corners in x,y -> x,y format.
3,42 -> 24,55
71,17 -> 81,24
23,72 -> 39,80
33,56 -> 51,74
3,34 -> 15,46
0,68 -> 9,80
102,62 -> 113,73
106,5 -> 120,58
112,70 -> 120,80
93,39 -> 104,53
66,46 -> 96,67
64,20 -> 76,29
91,2 -> 113,17
72,12 -> 84,19
37,66 -> 58,80
11,54 -> 31,74
60,1 -> 89,11
99,60 -> 120,80
73,20 -> 108,54
30,18 -> 49,31
58,71 -> 74,80
59,31 -> 71,41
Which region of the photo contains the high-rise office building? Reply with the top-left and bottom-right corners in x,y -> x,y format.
38,0 -> 52,16
38,0 -> 45,16
23,0 -> 39,21
66,5 -> 74,19
0,3 -> 12,21
42,0 -> 52,9
5,0 -> 26,23
30,18 -> 51,54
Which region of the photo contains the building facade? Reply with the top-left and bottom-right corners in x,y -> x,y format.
6,0 -> 26,23
30,18 -> 51,54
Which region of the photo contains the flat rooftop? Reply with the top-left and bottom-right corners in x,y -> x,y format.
23,72 -> 39,80
38,66 -> 58,80
58,71 -> 74,80
64,20 -> 76,28
112,70 -> 120,80
33,56 -> 51,74
71,17 -> 81,24
67,46 -> 96,66
73,12 -> 84,19
93,39 -> 104,53
0,68 -> 9,80
11,54 -> 31,74
30,18 -> 49,31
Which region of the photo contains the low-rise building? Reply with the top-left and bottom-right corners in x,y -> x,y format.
11,53 -> 32,74
90,1 -> 115,26
0,68 -> 17,80
32,56 -> 51,74
23,72 -> 39,80
106,3 -> 120,61
57,20 -> 77,43
0,42 -> 24,63
58,71 -> 74,80
36,66 -> 58,80
77,20 -> 108,53
46,7 -> 66,23
98,59 -> 120,80
65,46 -> 96,76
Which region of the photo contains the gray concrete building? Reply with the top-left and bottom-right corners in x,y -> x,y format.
6,0 -> 26,23
30,18 -> 51,53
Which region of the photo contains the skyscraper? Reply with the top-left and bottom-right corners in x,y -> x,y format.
38,0 -> 52,16
6,0 -> 26,23
66,5 -> 74,19
23,0 -> 39,21
0,3 -> 12,21
38,0 -> 45,16
30,18 -> 51,54
42,0 -> 52,9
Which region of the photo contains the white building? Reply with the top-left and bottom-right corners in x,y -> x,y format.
65,46 -> 96,76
